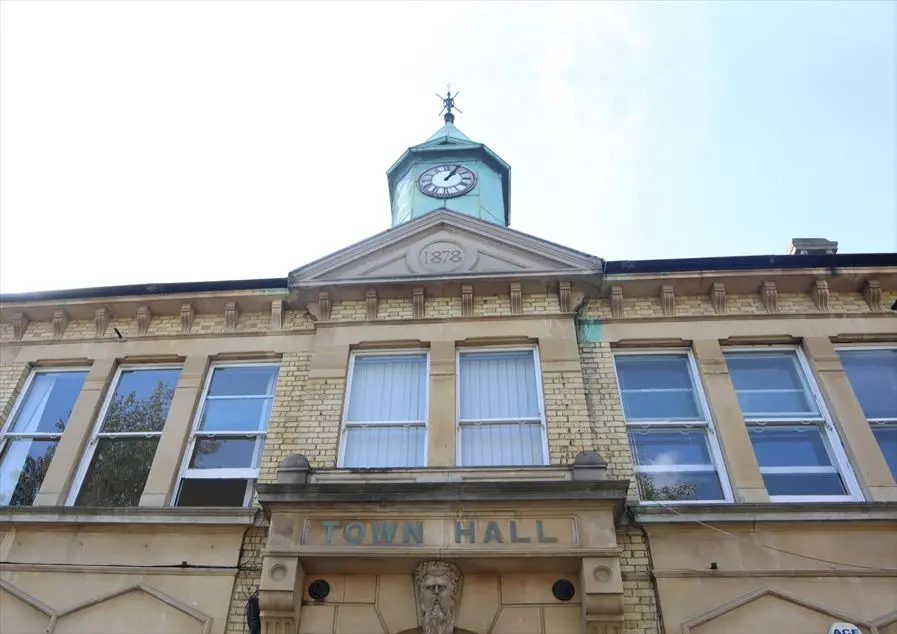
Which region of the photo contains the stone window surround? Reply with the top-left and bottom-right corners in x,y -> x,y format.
611,348 -> 734,505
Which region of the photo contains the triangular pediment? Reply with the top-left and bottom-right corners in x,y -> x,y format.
288,210 -> 602,289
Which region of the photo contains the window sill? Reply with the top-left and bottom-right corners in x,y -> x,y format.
312,465 -> 572,484
630,501 -> 897,523
0,505 -> 260,526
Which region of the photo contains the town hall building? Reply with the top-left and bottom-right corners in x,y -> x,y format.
1,96 -> 896,634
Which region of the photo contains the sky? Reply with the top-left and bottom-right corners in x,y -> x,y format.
1,0 -> 895,294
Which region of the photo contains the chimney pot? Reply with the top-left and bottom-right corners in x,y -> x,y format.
788,238 -> 838,256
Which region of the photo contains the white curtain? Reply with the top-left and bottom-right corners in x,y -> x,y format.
0,375 -> 55,505
458,351 -> 544,466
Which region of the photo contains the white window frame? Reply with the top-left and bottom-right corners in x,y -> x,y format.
66,364 -> 183,506
337,350 -> 430,469
835,343 -> 897,476
725,345 -> 863,503
456,345 -> 550,467
0,367 -> 90,504
173,361 -> 280,507
612,349 -> 734,504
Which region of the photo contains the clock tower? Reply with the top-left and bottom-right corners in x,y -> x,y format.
386,92 -> 511,228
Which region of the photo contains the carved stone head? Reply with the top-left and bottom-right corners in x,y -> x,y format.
414,560 -> 462,634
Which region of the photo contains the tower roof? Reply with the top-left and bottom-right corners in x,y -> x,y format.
422,122 -> 473,145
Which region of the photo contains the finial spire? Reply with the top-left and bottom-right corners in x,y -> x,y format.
436,86 -> 462,124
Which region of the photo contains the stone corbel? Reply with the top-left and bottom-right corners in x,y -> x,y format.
137,306 -> 152,335
271,300 -> 283,330
412,286 -> 425,319
94,308 -> 109,337
225,302 -> 239,331
259,555 -> 304,634
710,282 -> 726,314
461,285 -> 473,317
812,279 -> 829,312
610,286 -> 624,319
180,304 -> 194,333
365,289 -> 378,320
661,284 -> 676,316
558,281 -> 572,313
760,281 -> 778,314
12,312 -> 28,340
318,291 -> 332,321
581,557 -> 624,634
52,310 -> 69,339
864,280 -> 882,312
510,282 -> 522,314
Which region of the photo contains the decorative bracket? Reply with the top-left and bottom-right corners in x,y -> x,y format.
812,280 -> 830,312
558,281 -> 572,313
710,282 -> 726,314
610,287 -> 624,319
94,308 -> 109,337
760,281 -> 778,314
258,555 -> 304,634
412,286 -> 425,319
461,285 -> 473,317
581,557 -> 624,634
318,291 -> 332,321
52,310 -> 69,339
225,302 -> 239,331
12,312 -> 28,340
365,289 -> 378,320
271,300 -> 283,330
864,280 -> 882,312
661,284 -> 676,316
136,306 -> 152,335
180,304 -> 194,333
510,282 -> 522,314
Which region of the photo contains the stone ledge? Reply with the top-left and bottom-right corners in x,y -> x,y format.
309,465 -> 575,484
0,506 -> 260,527
631,501 -> 897,524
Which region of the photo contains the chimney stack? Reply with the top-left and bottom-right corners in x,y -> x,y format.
788,238 -> 839,256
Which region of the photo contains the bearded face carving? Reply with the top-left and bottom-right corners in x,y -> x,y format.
414,561 -> 462,634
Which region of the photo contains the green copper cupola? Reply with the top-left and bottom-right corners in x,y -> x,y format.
387,92 -> 511,228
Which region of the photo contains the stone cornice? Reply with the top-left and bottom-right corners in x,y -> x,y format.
0,506 -> 260,527
631,501 -> 897,524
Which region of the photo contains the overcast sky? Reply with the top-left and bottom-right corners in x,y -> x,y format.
1,1 -> 895,294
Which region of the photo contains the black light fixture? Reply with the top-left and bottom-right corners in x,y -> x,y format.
245,592 -> 260,634
551,579 -> 576,602
308,579 -> 331,601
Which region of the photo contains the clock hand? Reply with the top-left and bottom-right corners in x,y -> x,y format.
447,165 -> 460,179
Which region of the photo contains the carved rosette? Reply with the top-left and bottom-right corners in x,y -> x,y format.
180,304 -> 194,333
414,560 -> 463,634
365,289 -> 378,320
761,281 -> 778,314
710,282 -> 726,314
510,282 -> 522,314
461,285 -> 473,317
136,306 -> 152,335
660,284 -> 676,316
558,281 -> 572,313
52,310 -> 69,339
12,312 -> 29,341
94,308 -> 109,337
271,300 -> 283,330
864,280 -> 882,312
412,286 -> 425,319
610,286 -> 624,319
224,302 -> 239,331
812,279 -> 830,312
318,291 -> 332,321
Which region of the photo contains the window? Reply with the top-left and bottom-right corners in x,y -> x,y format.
175,363 -> 279,506
0,369 -> 88,506
838,347 -> 897,480
614,352 -> 730,502
457,349 -> 547,467
725,349 -> 860,501
339,352 -> 428,468
69,366 -> 182,507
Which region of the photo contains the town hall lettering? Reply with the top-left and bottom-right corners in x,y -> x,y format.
315,519 -> 560,546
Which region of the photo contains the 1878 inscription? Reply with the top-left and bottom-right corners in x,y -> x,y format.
418,241 -> 466,273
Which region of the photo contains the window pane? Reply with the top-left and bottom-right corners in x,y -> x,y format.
622,392 -> 701,421
839,349 -> 897,420
342,425 -> 424,468
872,426 -> 897,480
99,369 -> 181,433
636,472 -> 724,502
177,478 -> 248,507
75,438 -> 158,506
725,352 -> 818,417
459,351 -> 540,420
0,439 -> 58,506
762,473 -> 846,497
10,371 -> 87,434
189,437 -> 257,469
615,355 -> 694,391
347,355 -> 427,422
200,398 -> 273,432
628,429 -> 713,466
208,366 -> 278,397
748,426 -> 834,468
459,422 -> 544,467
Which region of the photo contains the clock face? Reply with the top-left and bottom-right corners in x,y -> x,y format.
418,164 -> 477,198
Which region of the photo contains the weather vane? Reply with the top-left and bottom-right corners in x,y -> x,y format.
436,83 -> 462,124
